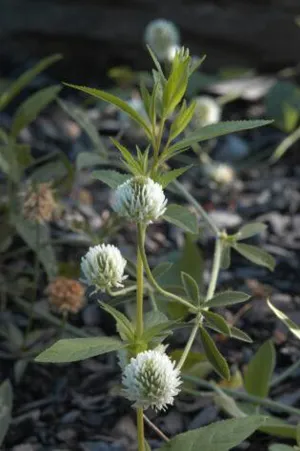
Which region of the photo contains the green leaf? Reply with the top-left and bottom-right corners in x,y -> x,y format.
35,336 -> 125,363
205,291 -> 250,308
261,417 -> 298,439
0,380 -> 13,446
230,327 -> 253,343
165,120 -> 273,160
143,311 -> 175,343
111,138 -> 142,175
267,300 -> 300,340
265,81 -> 300,131
92,169 -> 130,189
76,152 -> 104,170
99,302 -> 135,341
163,204 -> 198,234
169,100 -> 196,141
269,446 -> 294,451
236,223 -> 267,241
181,272 -> 200,305
202,311 -> 231,335
244,339 -> 276,398
220,244 -> 231,270
156,166 -> 192,188
58,99 -> 107,156
64,83 -> 152,137
13,217 -> 57,279
152,262 -> 173,279
214,389 -> 246,419
199,326 -> 230,380
234,243 -> 275,271
0,54 -> 62,111
11,85 -> 61,137
158,416 -> 266,451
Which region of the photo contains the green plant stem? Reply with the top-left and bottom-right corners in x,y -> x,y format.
58,311 -> 68,339
183,375 -> 300,417
143,414 -> 169,442
136,226 -> 145,451
107,285 -> 137,297
137,407 -> 145,451
172,179 -> 220,236
176,320 -> 200,370
23,223 -> 40,349
137,224 -> 195,311
270,124 -> 300,163
205,237 -> 223,301
270,358 -> 300,388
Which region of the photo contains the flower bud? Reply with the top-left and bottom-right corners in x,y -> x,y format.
191,96 -> 221,128
144,19 -> 180,61
122,347 -> 181,411
113,176 -> 167,224
81,244 -> 127,292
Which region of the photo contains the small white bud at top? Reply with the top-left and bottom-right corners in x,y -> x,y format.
122,347 -> 181,411
191,96 -> 221,129
144,19 -> 180,61
81,244 -> 127,292
113,176 -> 167,224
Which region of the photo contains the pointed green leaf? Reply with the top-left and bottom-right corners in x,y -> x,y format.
206,291 -> 250,308
220,244 -> 231,270
234,243 -> 275,271
199,326 -> 230,380
12,85 -> 61,137
0,54 -> 62,111
244,339 -> 276,398
169,100 -> 196,141
156,166 -> 192,188
35,336 -> 125,363
99,302 -> 135,341
237,223 -> 267,241
92,169 -> 130,189
64,83 -> 152,137
76,152 -> 103,170
181,272 -> 200,305
163,204 -> 198,234
260,418 -> 298,440
158,416 -> 266,451
230,327 -> 253,343
202,311 -> 231,335
165,120 -> 273,160
152,262 -> 173,279
267,300 -> 300,339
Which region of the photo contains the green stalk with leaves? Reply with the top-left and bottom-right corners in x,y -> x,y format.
35,47 -> 276,451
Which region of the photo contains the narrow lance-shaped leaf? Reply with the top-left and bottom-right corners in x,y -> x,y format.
155,166 -> 192,188
205,291 -> 250,308
202,310 -> 231,336
99,302 -> 135,341
163,204 -> 198,234
92,170 -> 130,189
236,223 -> 267,241
64,83 -> 152,137
35,336 -> 125,363
181,272 -> 200,305
244,339 -> 276,398
199,326 -> 230,380
0,54 -> 62,111
267,299 -> 300,340
158,416 -> 266,451
234,243 -> 275,271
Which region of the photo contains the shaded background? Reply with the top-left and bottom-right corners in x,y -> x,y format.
2,0 -> 300,81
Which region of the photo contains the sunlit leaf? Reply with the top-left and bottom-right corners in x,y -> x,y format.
199,326 -> 230,380
234,243 -> 275,271
267,300 -> 300,339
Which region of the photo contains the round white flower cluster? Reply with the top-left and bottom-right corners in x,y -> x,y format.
211,163 -> 235,185
122,347 -> 181,411
191,96 -> 221,129
144,19 -> 180,61
113,176 -> 167,224
81,244 -> 127,292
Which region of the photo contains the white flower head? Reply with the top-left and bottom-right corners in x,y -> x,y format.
122,347 -> 181,411
81,244 -> 127,292
144,19 -> 180,61
210,163 -> 235,185
113,176 -> 167,224
191,96 -> 221,129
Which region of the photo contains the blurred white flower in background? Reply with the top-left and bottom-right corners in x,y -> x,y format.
113,176 -> 167,224
191,96 -> 221,128
144,19 -> 180,61
81,244 -> 127,292
122,346 -> 181,411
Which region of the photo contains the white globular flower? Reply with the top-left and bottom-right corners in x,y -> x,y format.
81,244 -> 127,292
211,163 -> 235,185
122,347 -> 181,411
113,176 -> 167,224
144,19 -> 180,61
191,96 -> 221,129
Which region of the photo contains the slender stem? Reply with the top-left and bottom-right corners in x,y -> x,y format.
137,407 -> 145,451
143,414 -> 169,442
205,238 -> 223,301
137,224 -> 196,311
183,375 -> 300,417
270,124 -> 300,163
270,358 -> 300,388
107,285 -> 137,297
176,320 -> 199,370
58,311 -> 68,339
136,227 -> 145,451
173,180 -> 220,236
23,223 -> 40,349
